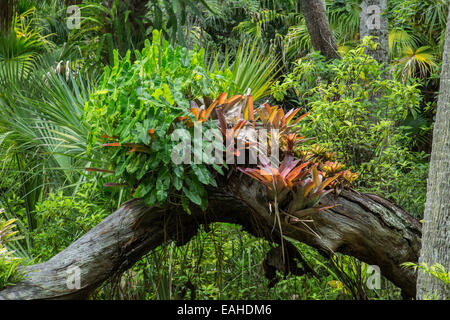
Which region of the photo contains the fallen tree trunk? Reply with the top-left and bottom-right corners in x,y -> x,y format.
0,174 -> 421,300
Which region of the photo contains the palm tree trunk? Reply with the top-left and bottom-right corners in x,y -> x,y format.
359,0 -> 389,65
416,7 -> 450,300
299,0 -> 340,60
0,0 -> 17,32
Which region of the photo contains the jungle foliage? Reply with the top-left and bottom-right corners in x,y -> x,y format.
0,0 -> 447,299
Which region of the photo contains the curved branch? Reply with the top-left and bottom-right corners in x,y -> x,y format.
0,176 -> 421,300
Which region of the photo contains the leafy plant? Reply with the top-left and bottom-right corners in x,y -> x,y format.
0,8 -> 50,85
30,182 -> 111,262
256,104 -> 309,134
394,46 -> 437,81
401,262 -> 450,287
84,30 -> 229,210
0,209 -> 25,290
271,41 -> 428,217
207,42 -> 281,101
69,0 -> 147,67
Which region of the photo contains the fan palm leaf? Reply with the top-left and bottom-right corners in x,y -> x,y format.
396,45 -> 437,80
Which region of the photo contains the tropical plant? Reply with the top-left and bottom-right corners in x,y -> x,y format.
145,0 -> 216,47
0,210 -> 25,290
0,61 -> 97,237
0,8 -> 51,84
394,46 -> 438,81
207,42 -> 281,101
69,0 -> 146,67
84,30 -> 230,210
271,41 -> 428,217
30,182 -> 111,261
402,262 -> 450,287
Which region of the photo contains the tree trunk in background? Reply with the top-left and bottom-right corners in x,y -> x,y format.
416,8 -> 450,300
359,0 -> 389,65
0,0 -> 16,31
299,0 -> 340,60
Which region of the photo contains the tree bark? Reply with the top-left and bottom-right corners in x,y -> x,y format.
299,0 -> 340,60
359,0 -> 389,65
416,8 -> 450,300
0,173 -> 421,300
0,0 -> 17,31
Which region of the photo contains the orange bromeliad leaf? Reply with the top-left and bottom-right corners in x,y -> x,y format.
285,109 -> 300,124
223,95 -> 244,112
217,92 -> 228,104
303,180 -> 316,198
312,166 -> 320,186
279,155 -> 301,178
243,95 -> 254,123
281,116 -> 286,128
255,103 -> 309,135
216,108 -> 227,137
242,169 -> 272,184
199,109 -> 206,121
273,108 -> 284,129
285,162 -> 310,184
205,100 -> 218,119
291,112 -> 310,126
233,120 -> 247,139
226,95 -> 243,104
268,107 -> 278,123
102,142 -> 121,147
319,174 -> 340,191
190,107 -> 200,121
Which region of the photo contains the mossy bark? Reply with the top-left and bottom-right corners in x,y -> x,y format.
416,8 -> 450,300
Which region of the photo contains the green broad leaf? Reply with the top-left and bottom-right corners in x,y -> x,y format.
134,182 -> 152,198
208,177 -> 218,188
144,189 -> 157,207
136,122 -> 151,145
183,185 -> 202,206
174,165 -> 184,178
136,159 -> 150,180
173,175 -> 183,190
156,173 -> 170,203
191,164 -> 211,185
212,163 -> 224,175
126,154 -> 141,174
151,139 -> 163,152
149,153 -> 162,169
115,158 -> 128,177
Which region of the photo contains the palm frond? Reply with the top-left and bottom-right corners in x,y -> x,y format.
207,42 -> 281,101
395,45 -> 437,80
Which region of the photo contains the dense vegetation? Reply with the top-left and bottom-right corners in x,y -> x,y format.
0,0 -> 448,300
